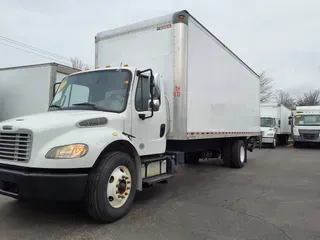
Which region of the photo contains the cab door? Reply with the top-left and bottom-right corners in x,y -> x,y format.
130,74 -> 167,156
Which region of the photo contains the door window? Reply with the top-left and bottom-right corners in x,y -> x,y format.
135,76 -> 161,112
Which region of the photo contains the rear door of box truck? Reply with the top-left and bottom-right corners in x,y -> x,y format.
0,64 -> 53,121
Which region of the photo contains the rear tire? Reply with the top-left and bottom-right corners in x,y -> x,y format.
231,140 -> 247,168
86,151 -> 137,223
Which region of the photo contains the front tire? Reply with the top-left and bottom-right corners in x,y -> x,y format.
86,151 -> 137,223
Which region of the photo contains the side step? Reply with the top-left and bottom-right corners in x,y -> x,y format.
143,174 -> 174,184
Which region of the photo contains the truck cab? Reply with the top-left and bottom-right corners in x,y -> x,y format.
260,116 -> 278,148
290,106 -> 320,148
0,66 -> 171,223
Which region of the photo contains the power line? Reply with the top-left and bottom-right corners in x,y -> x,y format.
0,35 -> 70,62
0,42 -> 71,65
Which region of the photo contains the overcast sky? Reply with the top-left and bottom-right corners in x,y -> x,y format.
1,0 -> 319,96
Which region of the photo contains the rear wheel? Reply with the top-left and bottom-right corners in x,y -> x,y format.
86,151 -> 137,223
231,140 -> 247,168
222,139 -> 247,168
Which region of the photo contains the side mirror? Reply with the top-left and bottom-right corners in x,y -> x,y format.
149,99 -> 160,111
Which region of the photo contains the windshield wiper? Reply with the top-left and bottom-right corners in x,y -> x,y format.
49,104 -> 62,110
72,102 -> 106,111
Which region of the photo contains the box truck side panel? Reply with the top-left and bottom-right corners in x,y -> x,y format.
186,18 -> 260,138
280,105 -> 291,134
260,105 -> 278,118
0,65 -> 52,121
95,21 -> 175,134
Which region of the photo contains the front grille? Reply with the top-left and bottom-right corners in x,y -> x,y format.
0,131 -> 32,162
301,133 -> 319,140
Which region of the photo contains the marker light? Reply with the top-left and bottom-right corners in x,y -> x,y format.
106,65 -> 110,68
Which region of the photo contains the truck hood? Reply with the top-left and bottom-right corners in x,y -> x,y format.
260,127 -> 274,132
0,110 -> 124,132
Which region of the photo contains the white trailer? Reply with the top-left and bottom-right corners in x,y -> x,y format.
0,63 -> 79,121
0,10 -> 260,223
260,103 -> 292,148
290,106 -> 320,148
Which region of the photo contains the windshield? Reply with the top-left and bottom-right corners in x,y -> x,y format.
260,117 -> 274,128
50,69 -> 132,113
294,114 -> 320,126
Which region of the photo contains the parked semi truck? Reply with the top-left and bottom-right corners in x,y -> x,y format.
260,103 -> 291,148
289,106 -> 320,148
0,10 -> 260,223
0,63 -> 79,121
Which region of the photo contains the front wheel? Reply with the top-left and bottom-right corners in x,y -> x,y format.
86,151 -> 137,223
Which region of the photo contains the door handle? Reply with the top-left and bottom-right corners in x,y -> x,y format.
160,124 -> 166,137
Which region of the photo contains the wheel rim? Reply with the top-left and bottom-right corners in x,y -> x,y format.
107,165 -> 132,208
240,146 -> 245,163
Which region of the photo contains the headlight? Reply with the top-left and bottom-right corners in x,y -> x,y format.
45,143 -> 88,159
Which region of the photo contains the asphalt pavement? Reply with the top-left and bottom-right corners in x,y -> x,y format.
1,146 -> 320,240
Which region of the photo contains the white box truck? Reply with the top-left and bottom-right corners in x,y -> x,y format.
0,10 -> 260,223
0,63 -> 79,121
289,106 -> 320,148
260,103 -> 292,148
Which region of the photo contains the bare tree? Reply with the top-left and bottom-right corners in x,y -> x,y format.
70,57 -> 88,70
276,90 -> 296,110
296,90 -> 320,106
260,71 -> 275,102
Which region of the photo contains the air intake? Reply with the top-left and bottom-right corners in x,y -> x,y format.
77,117 -> 108,127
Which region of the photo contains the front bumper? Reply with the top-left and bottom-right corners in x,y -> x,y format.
261,137 -> 274,144
293,136 -> 320,143
0,164 -> 88,201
